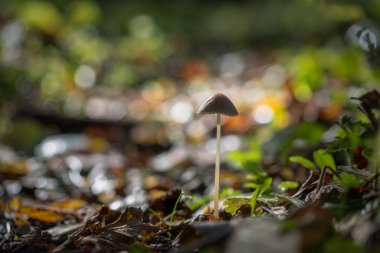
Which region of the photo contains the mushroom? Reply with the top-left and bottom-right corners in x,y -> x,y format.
197,93 -> 238,219
99,205 -> 109,228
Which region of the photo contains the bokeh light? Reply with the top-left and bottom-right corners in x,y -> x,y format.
253,105 -> 275,124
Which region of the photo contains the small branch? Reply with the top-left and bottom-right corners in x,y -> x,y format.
316,167 -> 327,193
292,171 -> 314,199
326,166 -> 340,179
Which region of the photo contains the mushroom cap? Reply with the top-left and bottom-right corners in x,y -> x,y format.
197,93 -> 238,116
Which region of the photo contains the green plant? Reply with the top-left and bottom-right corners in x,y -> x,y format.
289,90 -> 380,192
227,138 -> 273,216
167,191 -> 183,240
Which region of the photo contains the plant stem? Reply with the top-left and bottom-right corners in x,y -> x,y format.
168,191 -> 183,240
214,113 -> 221,220
316,166 -> 327,194
250,187 -> 261,217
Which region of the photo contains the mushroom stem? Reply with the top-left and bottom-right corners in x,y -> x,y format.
196,93 -> 238,220
102,216 -> 106,228
214,113 -> 221,220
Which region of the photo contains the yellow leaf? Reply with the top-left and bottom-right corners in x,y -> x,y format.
50,199 -> 86,211
9,197 -> 21,211
11,199 -> 86,223
19,206 -> 65,223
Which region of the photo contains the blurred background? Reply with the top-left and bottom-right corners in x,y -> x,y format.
0,0 -> 380,204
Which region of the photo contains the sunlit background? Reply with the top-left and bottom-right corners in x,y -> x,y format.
1,0 -> 380,202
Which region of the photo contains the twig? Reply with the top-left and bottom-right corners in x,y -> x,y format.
316,166 -> 327,193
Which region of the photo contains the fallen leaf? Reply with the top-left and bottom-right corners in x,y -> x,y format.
223,196 -> 250,215
50,199 -> 86,211
2,198 -> 86,224
53,207 -> 160,252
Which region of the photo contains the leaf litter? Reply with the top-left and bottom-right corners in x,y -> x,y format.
2,88 -> 380,253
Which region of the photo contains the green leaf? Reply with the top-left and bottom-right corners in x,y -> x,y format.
313,149 -> 336,171
281,219 -> 297,231
223,196 -> 250,215
226,151 -> 247,168
289,156 -> 316,171
323,235 -> 364,253
260,177 -> 272,195
245,177 -> 272,194
362,148 -> 373,159
220,188 -> 242,199
278,181 -> 299,190
250,187 -> 260,216
244,182 -> 259,189
168,191 -> 183,240
227,150 -> 262,171
334,172 -> 363,189
185,194 -> 209,211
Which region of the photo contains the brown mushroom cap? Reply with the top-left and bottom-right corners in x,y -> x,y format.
197,93 -> 238,116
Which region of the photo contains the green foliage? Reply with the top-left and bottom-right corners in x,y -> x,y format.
223,177 -> 272,216
227,136 -> 273,205
289,50 -> 323,93
220,188 -> 242,199
223,196 -> 250,215
1,0 -> 380,251
264,122 -> 325,163
289,156 -> 316,171
313,149 -> 337,171
361,148 -> 373,159
281,219 -> 297,231
260,178 -> 273,195
328,115 -> 371,153
289,149 -> 336,172
333,172 -> 363,189
185,194 -> 209,211
250,188 -> 260,217
323,235 -> 364,253
245,175 -> 272,191
129,245 -> 150,253
227,149 -> 262,173
1,119 -> 45,154
228,136 -> 275,216
167,191 -> 183,239
246,177 -> 272,216
227,136 -> 262,173
16,1 -> 63,33
278,181 -> 299,190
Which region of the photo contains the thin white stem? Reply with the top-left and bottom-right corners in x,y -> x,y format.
102,216 -> 106,228
214,113 -> 221,220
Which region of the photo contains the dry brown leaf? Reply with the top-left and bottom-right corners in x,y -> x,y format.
2,198 -> 86,224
